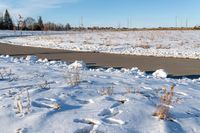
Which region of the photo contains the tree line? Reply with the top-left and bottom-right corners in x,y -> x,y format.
0,9 -> 71,31
1,9 -> 200,31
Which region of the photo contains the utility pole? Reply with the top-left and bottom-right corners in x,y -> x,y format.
175,16 -> 178,27
129,17 -> 132,28
186,17 -> 188,27
118,22 -> 121,29
127,17 -> 132,29
127,18 -> 129,28
80,16 -> 83,28
180,17 -> 183,27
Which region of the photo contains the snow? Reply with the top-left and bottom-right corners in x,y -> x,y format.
25,55 -> 39,62
1,30 -> 200,59
0,30 -> 67,39
153,69 -> 168,78
0,55 -> 200,133
68,61 -> 86,69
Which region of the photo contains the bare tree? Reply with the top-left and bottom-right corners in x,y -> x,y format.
25,17 -> 36,30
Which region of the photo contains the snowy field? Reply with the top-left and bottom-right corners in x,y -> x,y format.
0,55 -> 200,133
0,30 -> 200,59
0,30 -> 66,39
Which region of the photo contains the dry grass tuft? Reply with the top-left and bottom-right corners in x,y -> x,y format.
0,67 -> 12,80
40,80 -> 51,89
51,103 -> 61,110
26,89 -> 31,113
98,85 -> 114,96
153,84 -> 175,120
67,67 -> 81,86
125,87 -> 132,94
16,96 -> 23,114
15,88 -> 32,115
156,44 -> 170,49
136,43 -> 150,49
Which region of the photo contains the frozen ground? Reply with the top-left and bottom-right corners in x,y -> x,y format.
0,30 -> 200,59
0,55 -> 200,133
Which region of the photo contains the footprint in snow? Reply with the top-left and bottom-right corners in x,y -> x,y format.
112,81 -> 120,85
32,98 -> 60,110
73,97 -> 94,105
106,97 -> 129,103
186,107 -> 200,118
98,108 -> 123,117
142,86 -> 153,90
98,75 -> 110,79
74,118 -> 101,125
102,117 -> 126,125
74,118 -> 101,133
76,99 -> 94,104
98,97 -> 128,125
16,128 -> 28,133
110,98 -> 129,108
176,91 -> 188,96
74,125 -> 99,133
68,95 -> 94,105
36,98 -> 57,102
28,87 -> 50,94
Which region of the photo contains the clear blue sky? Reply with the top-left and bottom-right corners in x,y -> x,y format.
0,0 -> 200,27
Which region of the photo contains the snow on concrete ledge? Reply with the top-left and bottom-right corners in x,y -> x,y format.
153,69 -> 168,78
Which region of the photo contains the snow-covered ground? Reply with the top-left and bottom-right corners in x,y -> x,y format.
0,30 -> 66,39
0,55 -> 200,133
0,30 -> 200,59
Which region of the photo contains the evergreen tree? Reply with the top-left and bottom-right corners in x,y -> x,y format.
0,15 -> 4,29
38,16 -> 44,30
4,9 -> 13,30
65,23 -> 71,31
